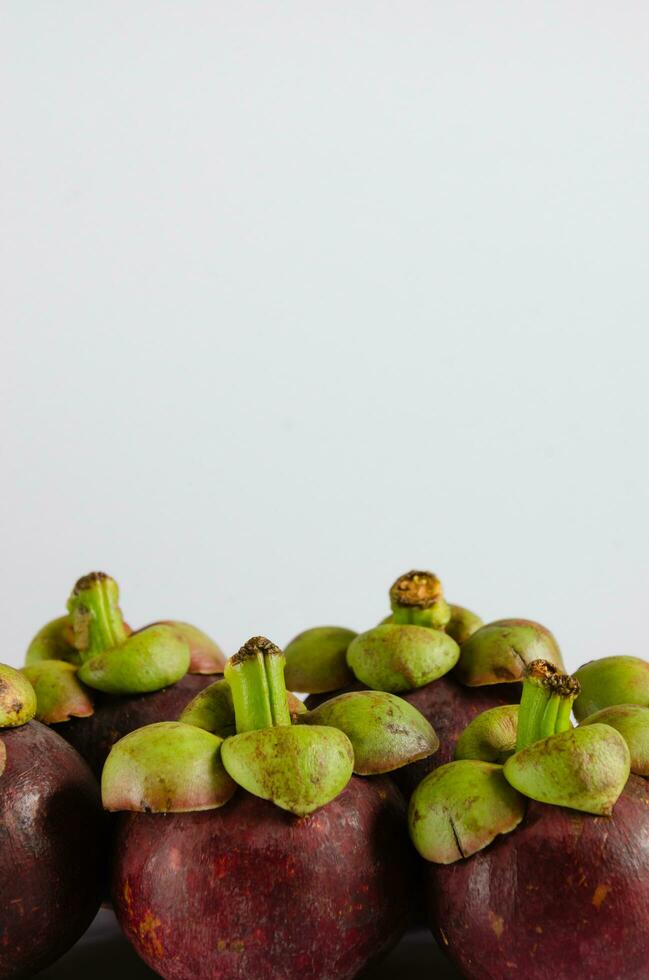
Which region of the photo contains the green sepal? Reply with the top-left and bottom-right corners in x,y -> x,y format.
455,705 -> 519,763
0,664 -> 37,728
445,604 -> 483,646
580,704 -> 649,777
408,760 -> 525,864
346,624 -> 459,693
455,619 -> 564,687
77,624 -> 190,694
574,656 -> 649,722
102,721 -> 236,813
22,660 -> 94,724
299,690 -> 439,774
179,678 -> 236,736
221,725 -> 353,816
503,723 -> 630,815
25,615 -> 79,667
284,626 -> 357,694
155,620 -> 225,675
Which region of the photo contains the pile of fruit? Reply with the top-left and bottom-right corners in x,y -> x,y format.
2,569 -> 647,979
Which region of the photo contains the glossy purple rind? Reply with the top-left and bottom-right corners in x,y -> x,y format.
427,775 -> 649,980
112,777 -> 415,980
0,720 -> 105,979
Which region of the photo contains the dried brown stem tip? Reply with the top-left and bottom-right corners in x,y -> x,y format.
72,572 -> 110,595
230,636 -> 283,666
390,571 -> 444,609
526,659 -> 581,698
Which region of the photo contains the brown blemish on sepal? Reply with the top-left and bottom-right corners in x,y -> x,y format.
456,620 -> 565,688
0,664 -> 37,728
221,725 -> 354,816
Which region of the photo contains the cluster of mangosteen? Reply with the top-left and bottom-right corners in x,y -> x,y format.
1,568 -> 648,979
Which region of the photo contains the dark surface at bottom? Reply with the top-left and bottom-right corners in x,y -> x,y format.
37,910 -> 462,979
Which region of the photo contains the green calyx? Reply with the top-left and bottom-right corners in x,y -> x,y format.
25,572 -> 218,703
409,760 -> 526,864
299,690 -> 439,774
178,677 -> 305,738
455,618 -> 564,687
347,623 -> 459,693
283,626 -> 357,694
389,570 -> 451,630
411,660 -> 632,861
500,660 -> 631,815
504,724 -> 630,816
155,620 -> 225,675
455,705 -> 519,763
0,664 -> 37,729
445,604 -> 483,646
22,661 -> 94,724
573,656 -> 649,722
221,636 -> 354,815
580,704 -> 649,777
222,725 -> 353,816
25,615 -> 79,666
102,722 -> 236,813
77,624 -> 190,694
515,660 -> 579,750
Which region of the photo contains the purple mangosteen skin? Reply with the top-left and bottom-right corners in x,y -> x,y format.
427,774 -> 649,980
307,677 -> 519,796
112,776 -> 415,980
0,720 -> 105,979
54,672 -> 220,778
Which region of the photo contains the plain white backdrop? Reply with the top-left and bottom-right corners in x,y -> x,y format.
2,2 -> 648,675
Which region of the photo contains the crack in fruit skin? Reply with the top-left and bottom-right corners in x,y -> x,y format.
111,777 -> 415,980
426,775 -> 649,980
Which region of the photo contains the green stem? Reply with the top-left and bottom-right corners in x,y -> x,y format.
389,570 -> 451,629
516,660 -> 580,750
67,572 -> 128,660
225,637 -> 291,733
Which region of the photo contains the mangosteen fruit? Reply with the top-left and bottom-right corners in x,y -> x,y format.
23,571 -> 225,776
0,663 -> 105,978
409,658 -> 649,980
104,636 -> 437,980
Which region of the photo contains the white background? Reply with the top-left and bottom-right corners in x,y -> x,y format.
2,2 -> 648,674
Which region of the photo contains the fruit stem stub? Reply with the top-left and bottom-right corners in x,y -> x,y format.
389,570 -> 451,629
67,572 -> 128,659
225,637 -> 292,733
516,659 -> 581,750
